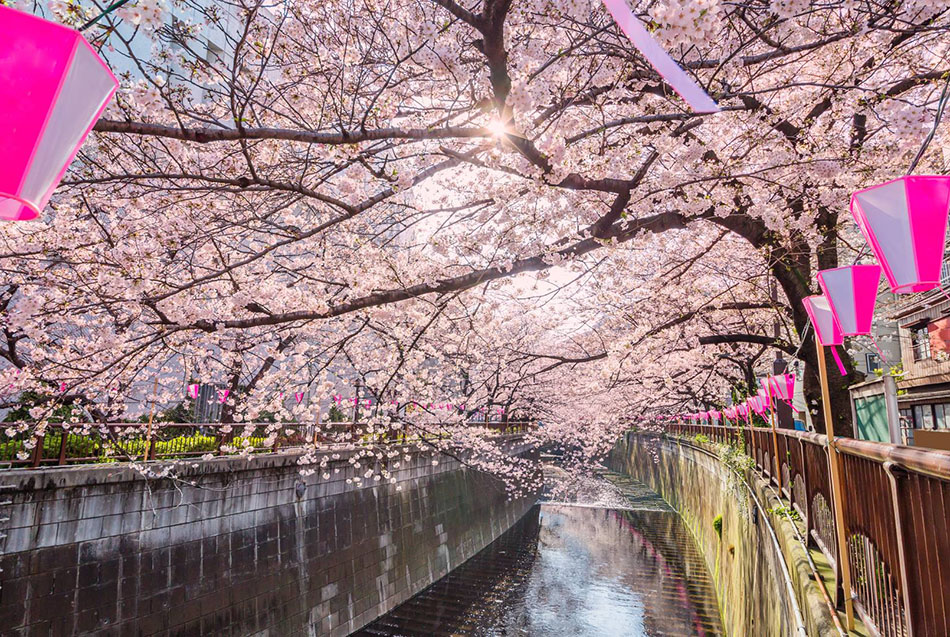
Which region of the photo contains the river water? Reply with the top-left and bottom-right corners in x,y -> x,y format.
356,468 -> 724,636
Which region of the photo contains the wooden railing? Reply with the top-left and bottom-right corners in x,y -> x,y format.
666,422 -> 950,637
0,420 -> 536,469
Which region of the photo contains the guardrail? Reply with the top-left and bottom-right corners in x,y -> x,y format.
0,420 -> 536,469
666,422 -> 950,637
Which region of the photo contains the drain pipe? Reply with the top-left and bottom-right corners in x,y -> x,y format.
681,440 -> 809,637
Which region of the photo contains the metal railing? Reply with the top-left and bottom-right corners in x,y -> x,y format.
666,422 -> 950,637
0,420 -> 536,469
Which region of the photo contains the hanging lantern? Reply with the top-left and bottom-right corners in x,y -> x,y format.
817,265 -> 882,336
802,295 -> 843,346
768,373 -> 796,403
850,176 -> 950,294
0,6 -> 118,221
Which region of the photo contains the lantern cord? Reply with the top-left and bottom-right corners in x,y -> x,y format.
78,0 -> 133,32
868,335 -> 889,366
937,283 -> 950,307
908,73 -> 950,175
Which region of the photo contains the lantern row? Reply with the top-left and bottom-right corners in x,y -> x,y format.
806,176 -> 950,349
670,372 -> 796,425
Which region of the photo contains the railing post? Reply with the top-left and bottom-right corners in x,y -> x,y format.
145,377 -> 158,462
30,432 -> 44,468
816,341 -> 856,630
57,428 -> 68,466
882,461 -> 916,636
798,438 -> 810,537
770,407 -> 782,491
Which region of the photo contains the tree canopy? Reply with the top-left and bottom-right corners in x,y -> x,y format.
1,0 -> 948,483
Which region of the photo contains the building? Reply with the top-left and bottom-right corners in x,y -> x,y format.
850,265 -> 950,450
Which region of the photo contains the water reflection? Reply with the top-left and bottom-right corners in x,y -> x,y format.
358,481 -> 723,636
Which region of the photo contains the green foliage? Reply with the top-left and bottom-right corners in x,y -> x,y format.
0,431 -> 267,463
713,514 -> 723,539
693,433 -> 710,444
767,505 -> 802,523
328,405 -> 347,422
718,441 -> 755,474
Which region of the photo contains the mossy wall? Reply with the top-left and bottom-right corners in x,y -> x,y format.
609,432 -> 835,637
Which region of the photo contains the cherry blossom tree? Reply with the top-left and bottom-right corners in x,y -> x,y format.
1,0 -> 949,483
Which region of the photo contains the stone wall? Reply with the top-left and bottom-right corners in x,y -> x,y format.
608,432 -> 836,637
0,439 -> 537,636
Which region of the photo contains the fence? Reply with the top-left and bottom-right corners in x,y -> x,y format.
0,420 -> 536,469
666,422 -> 950,637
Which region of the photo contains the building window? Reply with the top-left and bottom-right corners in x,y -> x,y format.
865,353 -> 882,373
913,404 -> 935,430
911,324 -> 932,360
934,404 -> 950,430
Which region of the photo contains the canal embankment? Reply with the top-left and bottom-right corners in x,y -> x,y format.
609,431 -> 841,637
0,438 -> 538,636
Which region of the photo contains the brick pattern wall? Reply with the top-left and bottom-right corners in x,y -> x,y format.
0,441 -> 537,636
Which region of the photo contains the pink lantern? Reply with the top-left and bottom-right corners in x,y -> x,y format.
802,295 -> 843,346
0,6 -> 118,221
850,176 -> 950,294
768,373 -> 796,403
817,265 -> 882,336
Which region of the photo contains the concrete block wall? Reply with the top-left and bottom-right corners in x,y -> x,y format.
0,440 -> 538,636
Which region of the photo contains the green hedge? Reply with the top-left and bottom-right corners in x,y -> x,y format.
0,432 -> 268,463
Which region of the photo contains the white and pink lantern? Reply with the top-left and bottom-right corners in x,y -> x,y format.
850,176 -> 950,294
817,265 -> 882,336
0,6 -> 118,221
768,373 -> 796,403
802,295 -> 843,347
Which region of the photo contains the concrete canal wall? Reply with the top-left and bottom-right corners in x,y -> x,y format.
609,432 -> 836,637
0,439 -> 538,636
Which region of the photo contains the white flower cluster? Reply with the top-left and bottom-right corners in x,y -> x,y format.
650,0 -> 722,47
116,0 -> 166,30
770,0 -> 810,20
879,100 -> 927,140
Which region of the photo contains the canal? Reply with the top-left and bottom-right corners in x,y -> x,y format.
356,468 -> 724,636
